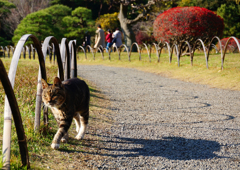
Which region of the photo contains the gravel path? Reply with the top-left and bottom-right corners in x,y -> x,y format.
78,65 -> 240,170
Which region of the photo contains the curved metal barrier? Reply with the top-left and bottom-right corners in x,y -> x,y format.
130,42 -> 141,60
5,46 -> 10,58
119,44 -> 130,61
206,36 -> 223,69
2,36 -> 240,71
77,45 -> 86,59
2,34 -> 46,169
95,47 -> 104,60
222,36 -> 240,69
10,46 -> 14,54
86,45 -> 94,60
142,43 -> 151,62
0,59 -> 30,169
112,45 -> 120,60
72,38 -> 240,69
169,44 -> 180,66
60,38 -> 71,80
69,40 -> 77,78
152,43 -> 160,62
30,44 -> 35,60
190,39 -> 208,68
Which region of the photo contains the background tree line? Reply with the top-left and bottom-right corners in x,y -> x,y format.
0,0 -> 239,47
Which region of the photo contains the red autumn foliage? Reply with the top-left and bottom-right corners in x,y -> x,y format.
153,7 -> 224,46
218,37 -> 240,52
135,31 -> 154,45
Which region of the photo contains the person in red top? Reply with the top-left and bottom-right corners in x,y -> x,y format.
105,29 -> 113,52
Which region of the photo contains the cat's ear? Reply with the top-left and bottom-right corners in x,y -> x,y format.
53,77 -> 62,88
41,79 -> 48,89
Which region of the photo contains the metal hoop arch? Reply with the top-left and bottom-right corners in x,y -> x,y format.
130,42 -> 141,60
86,45 -> 94,60
25,46 -> 31,59
69,40 -> 77,78
5,46 -> 10,58
10,46 -> 14,57
192,39 -> 208,68
170,44 -> 181,66
142,43 -> 151,62
152,43 -> 160,62
181,41 -> 193,65
119,44 -> 130,61
60,38 -> 71,80
78,45 -> 86,59
0,59 -> 30,169
162,42 -> 171,63
95,47 -> 104,60
112,45 -> 120,60
221,36 -> 240,70
30,44 -> 35,59
206,36 -> 223,69
2,34 -> 46,169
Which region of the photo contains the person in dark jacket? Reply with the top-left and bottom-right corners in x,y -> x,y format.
83,31 -> 91,52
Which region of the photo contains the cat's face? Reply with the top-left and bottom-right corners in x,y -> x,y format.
41,77 -> 66,109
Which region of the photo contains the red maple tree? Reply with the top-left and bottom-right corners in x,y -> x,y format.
153,7 -> 224,50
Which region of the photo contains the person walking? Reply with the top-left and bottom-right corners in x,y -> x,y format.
94,25 -> 105,51
112,28 -> 122,48
83,31 -> 91,52
105,29 -> 113,52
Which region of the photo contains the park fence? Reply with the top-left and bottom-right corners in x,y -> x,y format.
0,35 -> 240,169
76,36 -> 240,69
0,34 -> 77,169
2,36 -> 240,70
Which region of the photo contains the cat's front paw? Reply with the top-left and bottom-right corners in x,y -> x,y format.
51,143 -> 60,149
75,135 -> 84,140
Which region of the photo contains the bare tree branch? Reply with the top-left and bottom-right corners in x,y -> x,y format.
122,0 -> 156,25
131,0 -> 155,9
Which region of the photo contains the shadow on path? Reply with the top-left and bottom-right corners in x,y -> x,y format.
99,136 -> 221,160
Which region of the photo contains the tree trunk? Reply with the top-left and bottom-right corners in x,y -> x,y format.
118,3 -> 137,51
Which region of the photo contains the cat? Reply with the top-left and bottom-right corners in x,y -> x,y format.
41,77 -> 90,149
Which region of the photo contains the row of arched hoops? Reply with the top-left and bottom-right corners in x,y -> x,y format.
2,36 -> 239,70
78,36 -> 240,69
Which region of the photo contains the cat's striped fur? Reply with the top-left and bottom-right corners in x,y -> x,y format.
41,77 -> 90,149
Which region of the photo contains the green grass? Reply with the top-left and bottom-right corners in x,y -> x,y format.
77,50 -> 240,91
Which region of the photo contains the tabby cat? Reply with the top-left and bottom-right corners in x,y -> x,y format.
41,77 -> 90,149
